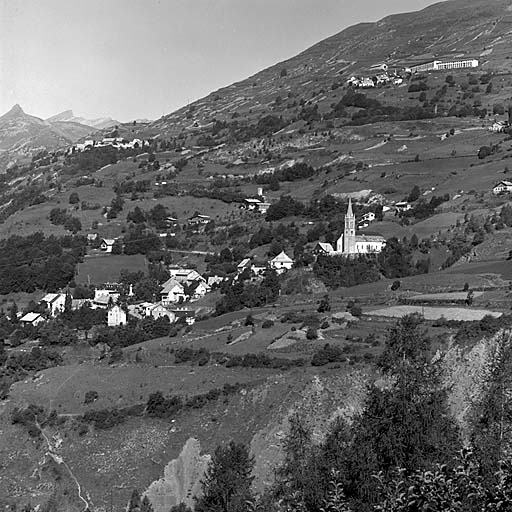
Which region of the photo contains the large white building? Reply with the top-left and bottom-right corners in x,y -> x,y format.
408,58 -> 478,74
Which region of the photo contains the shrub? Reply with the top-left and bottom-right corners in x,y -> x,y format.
391,280 -> 401,291
306,327 -> 318,340
349,304 -> 362,317
84,390 -> 99,404
262,319 -> 274,329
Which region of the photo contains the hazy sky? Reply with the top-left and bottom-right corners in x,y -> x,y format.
1,0 -> 443,122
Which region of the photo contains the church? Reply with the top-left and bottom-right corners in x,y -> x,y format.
315,198 -> 386,256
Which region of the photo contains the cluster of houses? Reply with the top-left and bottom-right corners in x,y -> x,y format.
18,283 -> 197,329
68,137 -> 150,154
347,58 -> 479,90
347,64 -> 404,89
490,120 -> 510,133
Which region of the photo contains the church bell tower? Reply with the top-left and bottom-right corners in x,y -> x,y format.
343,197 -> 356,254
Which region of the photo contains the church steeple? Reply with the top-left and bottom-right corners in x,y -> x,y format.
346,196 -> 353,218
343,197 -> 356,253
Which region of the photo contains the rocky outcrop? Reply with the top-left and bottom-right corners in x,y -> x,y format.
144,438 -> 210,512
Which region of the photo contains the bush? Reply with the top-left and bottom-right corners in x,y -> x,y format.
391,280 -> 401,291
349,304 -> 362,317
306,327 -> 318,340
262,319 -> 274,329
84,390 -> 99,404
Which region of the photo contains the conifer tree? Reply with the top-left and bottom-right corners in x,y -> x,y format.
195,440 -> 254,512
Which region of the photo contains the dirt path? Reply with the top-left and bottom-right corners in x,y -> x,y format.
35,417 -> 90,511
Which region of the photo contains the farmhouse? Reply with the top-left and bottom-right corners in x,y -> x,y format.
395,201 -> 412,213
269,251 -> 294,273
493,181 -> 512,195
148,304 -> 175,322
93,289 -> 120,308
313,242 -> 335,255
187,280 -> 210,301
39,293 -> 67,317
100,239 -> 116,253
172,307 -> 196,325
107,305 -> 126,327
161,278 -> 186,305
20,312 -> 45,326
491,121 -> 509,133
188,213 -> 211,226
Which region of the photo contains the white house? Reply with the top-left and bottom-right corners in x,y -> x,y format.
395,201 -> 412,213
149,304 -> 176,322
491,121 -> 509,133
269,251 -> 294,273
100,239 -> 116,253
493,181 -> 512,195
361,212 -> 376,223
187,280 -> 210,301
20,312 -> 45,326
161,278 -> 186,305
107,305 -> 126,327
39,293 -> 67,317
314,242 -> 335,255
93,289 -> 120,309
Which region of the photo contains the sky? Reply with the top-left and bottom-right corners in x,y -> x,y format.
0,0 -> 443,122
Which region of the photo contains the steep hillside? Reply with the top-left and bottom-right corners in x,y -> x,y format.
151,0 -> 512,134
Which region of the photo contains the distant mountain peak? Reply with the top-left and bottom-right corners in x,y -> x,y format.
1,104 -> 26,119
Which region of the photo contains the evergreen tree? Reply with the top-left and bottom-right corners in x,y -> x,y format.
345,315 -> 461,506
128,489 -> 141,512
140,496 -> 154,512
469,331 -> 512,487
195,441 -> 254,512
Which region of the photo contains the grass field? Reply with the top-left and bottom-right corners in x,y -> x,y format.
9,362 -> 277,414
368,305 -> 502,321
76,253 -> 147,285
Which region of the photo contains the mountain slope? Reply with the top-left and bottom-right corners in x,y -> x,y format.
151,0 -> 512,134
46,110 -> 119,130
0,105 -> 95,155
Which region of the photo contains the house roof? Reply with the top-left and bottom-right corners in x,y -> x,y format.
94,295 -> 111,305
237,258 -> 251,269
316,242 -> 334,252
40,293 -> 63,304
496,181 -> 512,187
161,278 -> 185,293
101,239 -> 116,246
271,251 -> 293,263
20,312 -> 43,323
356,235 -> 386,243
244,198 -> 262,204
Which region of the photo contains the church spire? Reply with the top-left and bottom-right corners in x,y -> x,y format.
346,197 -> 354,218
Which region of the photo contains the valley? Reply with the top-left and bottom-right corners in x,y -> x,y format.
4,0 -> 512,510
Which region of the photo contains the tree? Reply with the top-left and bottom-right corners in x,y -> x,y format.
317,294 -> 331,313
111,239 -> 123,255
408,185 -> 420,202
346,315 -> 461,506
140,496 -> 154,512
195,441 -> 254,512
69,192 -> 80,204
